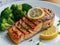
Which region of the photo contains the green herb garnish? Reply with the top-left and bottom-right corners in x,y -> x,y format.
30,15 -> 35,18
58,20 -> 60,22
35,14 -> 39,17
57,20 -> 60,26
36,42 -> 40,45
29,39 -> 32,42
30,14 -> 38,18
57,23 -> 60,26
20,26 -> 26,30
58,32 -> 60,34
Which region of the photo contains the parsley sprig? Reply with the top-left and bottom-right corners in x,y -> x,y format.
36,42 -> 40,45
58,32 -> 60,34
57,20 -> 60,26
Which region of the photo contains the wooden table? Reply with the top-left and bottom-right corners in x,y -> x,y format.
46,0 -> 60,5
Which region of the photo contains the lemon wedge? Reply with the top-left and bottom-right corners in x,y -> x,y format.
27,8 -> 45,20
40,26 -> 58,40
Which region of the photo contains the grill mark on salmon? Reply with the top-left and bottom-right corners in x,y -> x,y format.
12,26 -> 21,38
41,8 -> 54,22
25,15 -> 40,25
19,19 -> 37,39
22,17 -> 35,29
20,19 -> 30,30
15,21 -> 20,29
19,20 -> 32,33
25,16 -> 37,26
44,8 -> 54,18
8,26 -> 25,43
16,25 -> 30,40
20,19 -> 34,32
17,19 -> 34,39
21,17 -> 39,32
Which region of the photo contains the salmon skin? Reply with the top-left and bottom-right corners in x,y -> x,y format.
8,8 -> 55,43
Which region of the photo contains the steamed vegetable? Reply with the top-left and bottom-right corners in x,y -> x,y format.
0,7 -> 14,31
11,3 -> 32,21
1,7 -> 14,20
57,20 -> 60,26
11,4 -> 26,21
0,17 -> 14,31
22,3 -> 32,12
36,42 -> 39,45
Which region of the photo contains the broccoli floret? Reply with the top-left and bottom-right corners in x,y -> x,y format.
0,22 -> 11,31
11,4 -> 32,21
0,18 -> 14,31
1,7 -> 14,18
1,7 -> 14,20
7,18 -> 14,25
22,3 -> 32,12
11,4 -> 22,10
11,4 -> 17,10
0,7 -> 14,31
11,4 -> 26,21
1,7 -> 14,24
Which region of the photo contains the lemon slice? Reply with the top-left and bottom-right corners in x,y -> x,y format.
40,26 -> 58,40
27,8 -> 45,19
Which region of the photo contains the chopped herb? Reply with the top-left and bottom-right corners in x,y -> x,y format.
30,15 -> 35,18
57,23 -> 60,26
35,14 -> 39,17
30,14 -> 38,18
36,42 -> 40,45
29,39 -> 32,42
58,32 -> 60,34
57,20 -> 60,26
20,26 -> 26,30
58,20 -> 60,22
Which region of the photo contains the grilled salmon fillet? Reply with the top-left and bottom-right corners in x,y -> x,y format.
8,8 -> 55,43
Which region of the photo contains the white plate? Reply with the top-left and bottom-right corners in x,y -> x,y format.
0,0 -> 60,45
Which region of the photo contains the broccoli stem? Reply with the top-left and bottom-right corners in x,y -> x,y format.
7,18 -> 14,25
4,23 -> 11,27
